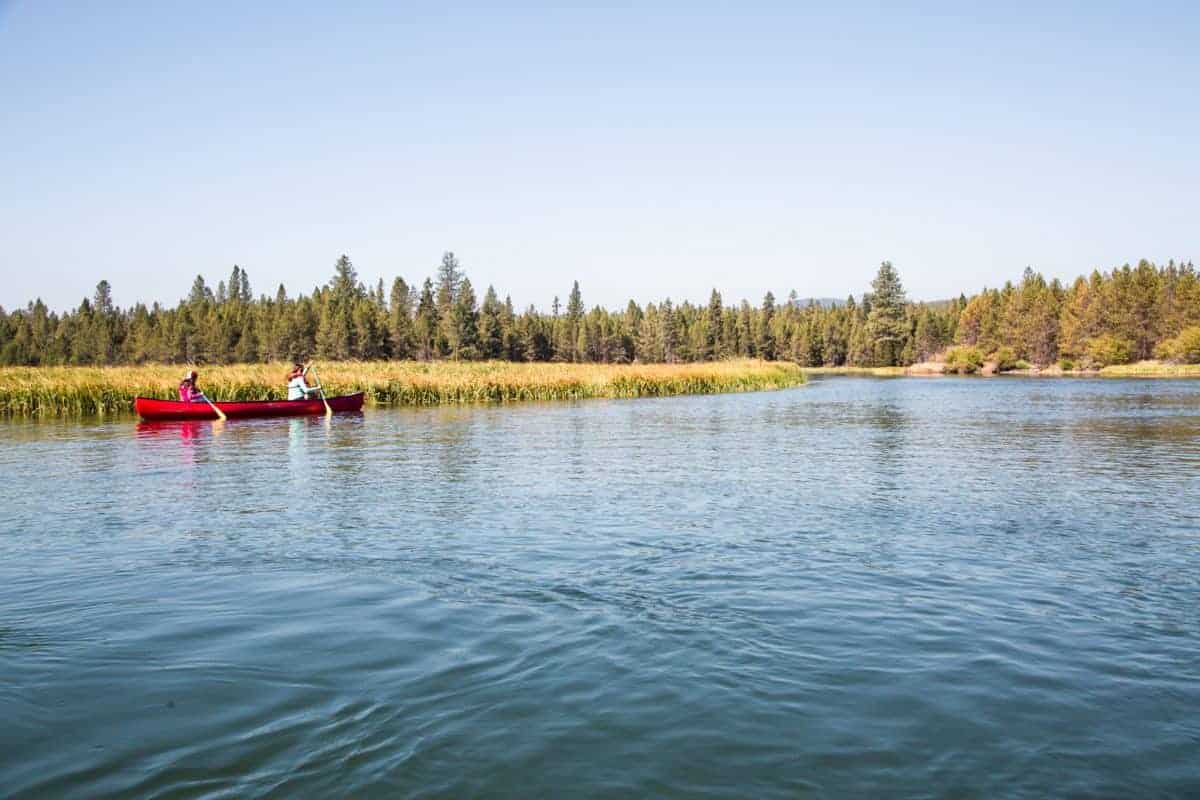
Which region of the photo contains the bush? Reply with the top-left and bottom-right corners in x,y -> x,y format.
1058,358 -> 1076,372
1014,359 -> 1032,370
993,346 -> 1019,371
1155,326 -> 1200,364
944,346 -> 985,375
1085,335 -> 1133,368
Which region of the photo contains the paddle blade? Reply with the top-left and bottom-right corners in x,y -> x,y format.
205,397 -> 227,422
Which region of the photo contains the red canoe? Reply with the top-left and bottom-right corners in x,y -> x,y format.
134,393 -> 365,421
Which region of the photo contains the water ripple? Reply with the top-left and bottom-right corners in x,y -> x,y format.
2,378 -> 1200,797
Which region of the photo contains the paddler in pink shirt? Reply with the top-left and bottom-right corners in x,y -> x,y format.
178,370 -> 207,403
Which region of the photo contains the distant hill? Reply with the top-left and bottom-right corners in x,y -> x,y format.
788,296 -> 960,310
789,297 -> 844,308
916,298 -> 960,310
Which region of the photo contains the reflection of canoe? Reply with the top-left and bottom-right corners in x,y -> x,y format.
134,393 -> 365,420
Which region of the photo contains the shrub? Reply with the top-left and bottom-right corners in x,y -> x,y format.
944,346 -> 984,375
1014,359 -> 1032,370
1085,335 -> 1133,368
993,346 -> 1019,371
1058,358 -> 1076,372
1155,326 -> 1200,364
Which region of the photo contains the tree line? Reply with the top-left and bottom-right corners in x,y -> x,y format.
1,254 -> 1198,368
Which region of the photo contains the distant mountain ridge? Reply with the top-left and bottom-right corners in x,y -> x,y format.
785,296 -> 844,308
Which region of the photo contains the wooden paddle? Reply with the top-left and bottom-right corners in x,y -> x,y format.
307,364 -> 333,417
203,393 -> 227,422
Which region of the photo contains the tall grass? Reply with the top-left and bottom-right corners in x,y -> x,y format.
1099,361 -> 1200,378
0,360 -> 806,417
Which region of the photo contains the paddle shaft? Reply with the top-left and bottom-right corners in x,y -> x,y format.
308,365 -> 334,416
203,393 -> 227,421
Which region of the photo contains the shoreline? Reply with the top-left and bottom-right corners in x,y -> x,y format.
0,360 -> 806,418
806,360 -> 1200,379
4,358 -> 1197,418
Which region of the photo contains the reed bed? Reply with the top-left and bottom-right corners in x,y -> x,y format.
0,360 -> 806,417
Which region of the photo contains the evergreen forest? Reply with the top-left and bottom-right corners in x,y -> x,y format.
2,254 -> 1199,369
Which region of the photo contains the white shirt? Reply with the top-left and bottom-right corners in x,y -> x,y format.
287,376 -> 312,400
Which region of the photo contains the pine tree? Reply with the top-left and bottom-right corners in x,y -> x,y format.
316,304 -> 351,360
389,277 -> 415,359
330,255 -> 361,304
912,308 -> 943,361
227,266 -> 243,305
756,292 -> 776,360
805,316 -> 825,365
319,256 -> 360,358
188,276 -> 211,307
847,318 -> 873,366
234,317 -> 259,362
566,281 -> 584,361
637,303 -> 663,362
435,252 -> 463,356
549,295 -> 566,361
478,286 -> 504,360
520,305 -> 551,361
662,299 -> 679,363
866,261 -> 906,366
501,295 -> 521,360
414,278 -> 438,360
737,301 -> 754,357
1129,260 -> 1162,360
352,297 -> 388,359
706,288 -> 723,359
452,278 -> 480,359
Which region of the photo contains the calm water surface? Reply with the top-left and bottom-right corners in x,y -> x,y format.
2,377 -> 1199,798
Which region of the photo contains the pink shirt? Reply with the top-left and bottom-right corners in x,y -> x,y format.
179,383 -> 204,402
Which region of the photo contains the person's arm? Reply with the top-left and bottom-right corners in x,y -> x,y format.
299,367 -> 318,396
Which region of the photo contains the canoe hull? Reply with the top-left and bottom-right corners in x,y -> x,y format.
134,393 -> 365,420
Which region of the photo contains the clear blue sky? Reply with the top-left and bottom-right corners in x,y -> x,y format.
2,1 -> 1197,312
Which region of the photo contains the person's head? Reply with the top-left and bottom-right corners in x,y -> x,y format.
182,369 -> 198,386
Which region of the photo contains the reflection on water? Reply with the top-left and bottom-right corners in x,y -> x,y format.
2,378 -> 1200,798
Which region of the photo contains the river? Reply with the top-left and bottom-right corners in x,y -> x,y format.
2,376 -> 1198,797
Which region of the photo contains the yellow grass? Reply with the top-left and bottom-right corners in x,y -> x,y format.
801,366 -> 909,377
0,360 -> 807,417
1099,360 -> 1200,377
807,360 -> 1200,378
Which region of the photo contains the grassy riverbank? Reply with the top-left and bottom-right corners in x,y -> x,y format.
1098,361 -> 1200,377
801,366 -> 908,377
0,360 -> 806,417
808,359 -> 1200,378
